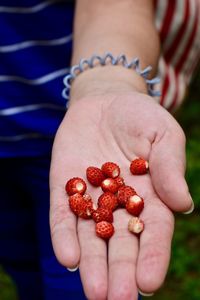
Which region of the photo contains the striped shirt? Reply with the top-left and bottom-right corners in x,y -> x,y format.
0,0 -> 74,157
0,0 -> 200,157
155,0 -> 200,110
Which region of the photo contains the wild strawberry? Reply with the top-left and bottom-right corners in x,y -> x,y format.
86,166 -> 105,187
114,176 -> 125,188
68,193 -> 85,216
101,162 -> 120,178
128,217 -> 144,235
96,221 -> 114,240
101,178 -> 119,194
98,192 -> 118,211
92,207 -> 113,223
65,177 -> 87,196
130,158 -> 149,175
126,195 -> 144,216
83,193 -> 93,202
117,185 -> 137,207
83,194 -> 97,216
68,193 -> 93,219
78,202 -> 94,219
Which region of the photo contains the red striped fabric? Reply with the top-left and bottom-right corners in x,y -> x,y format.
155,0 -> 200,111
168,73 -> 179,111
159,0 -> 176,45
164,0 -> 190,64
175,4 -> 199,73
160,68 -> 169,106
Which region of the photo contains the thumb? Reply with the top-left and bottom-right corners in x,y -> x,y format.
150,126 -> 193,213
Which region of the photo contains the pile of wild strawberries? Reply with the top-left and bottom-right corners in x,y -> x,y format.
65,158 -> 148,240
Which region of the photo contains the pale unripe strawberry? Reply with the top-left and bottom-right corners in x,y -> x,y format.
128,217 -> 144,235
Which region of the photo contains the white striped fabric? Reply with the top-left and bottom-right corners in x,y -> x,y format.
0,68 -> 69,85
0,0 -> 74,156
0,0 -> 64,14
0,35 -> 72,53
0,133 -> 52,141
154,0 -> 168,32
163,1 -> 185,52
155,0 -> 200,111
171,0 -> 196,67
0,103 -> 65,116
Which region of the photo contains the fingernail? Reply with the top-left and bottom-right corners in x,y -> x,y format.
138,290 -> 154,297
67,265 -> 79,272
183,195 -> 194,215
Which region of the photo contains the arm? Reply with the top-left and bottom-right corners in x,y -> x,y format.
70,0 -> 191,216
70,0 -> 160,100
50,1 -> 193,299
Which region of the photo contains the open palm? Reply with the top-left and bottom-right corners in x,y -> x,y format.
50,92 -> 192,300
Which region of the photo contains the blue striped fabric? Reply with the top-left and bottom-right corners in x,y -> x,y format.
0,0 -> 74,157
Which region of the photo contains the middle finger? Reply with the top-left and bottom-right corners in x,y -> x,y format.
108,209 -> 139,300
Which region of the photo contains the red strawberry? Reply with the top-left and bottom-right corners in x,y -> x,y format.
68,193 -> 93,219
101,178 -> 119,194
92,207 -> 113,223
98,192 -> 118,211
65,177 -> 87,196
86,166 -> 105,187
114,176 -> 125,188
117,185 -> 137,207
83,194 -> 97,216
128,217 -> 144,235
101,162 -> 120,178
78,202 -> 94,219
126,195 -> 144,216
130,158 -> 149,175
68,193 -> 85,215
96,221 -> 114,239
83,193 -> 93,202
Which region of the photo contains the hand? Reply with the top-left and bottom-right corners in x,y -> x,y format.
49,91 -> 193,300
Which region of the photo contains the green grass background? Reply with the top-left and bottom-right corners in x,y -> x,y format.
0,71 -> 199,299
153,70 -> 200,300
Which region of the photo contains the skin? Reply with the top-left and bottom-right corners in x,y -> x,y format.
50,86 -> 192,300
50,1 -> 193,299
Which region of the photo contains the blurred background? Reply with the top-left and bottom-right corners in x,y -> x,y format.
0,70 -> 199,300
153,69 -> 200,300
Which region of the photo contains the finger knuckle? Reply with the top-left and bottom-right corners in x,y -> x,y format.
87,281 -> 107,300
111,286 -> 134,300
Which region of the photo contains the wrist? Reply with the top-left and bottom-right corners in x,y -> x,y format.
69,65 -> 148,102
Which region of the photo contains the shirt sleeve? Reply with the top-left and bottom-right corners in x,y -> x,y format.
154,0 -> 200,111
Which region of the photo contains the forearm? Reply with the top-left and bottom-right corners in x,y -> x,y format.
70,0 -> 160,100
